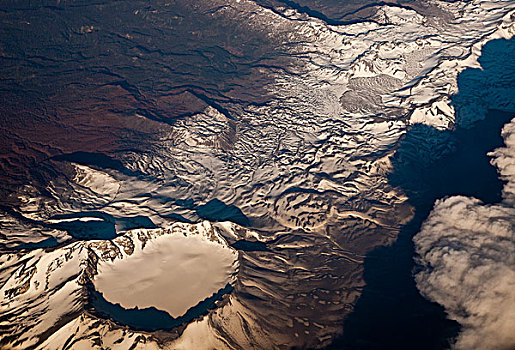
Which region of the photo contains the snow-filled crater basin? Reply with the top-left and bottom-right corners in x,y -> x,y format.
92,221 -> 239,319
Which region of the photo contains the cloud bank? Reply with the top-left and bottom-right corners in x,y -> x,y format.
413,118 -> 515,350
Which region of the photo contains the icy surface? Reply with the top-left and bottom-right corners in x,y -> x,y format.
94,222 -> 238,318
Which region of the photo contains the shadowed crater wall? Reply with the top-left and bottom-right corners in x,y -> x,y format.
87,283 -> 234,332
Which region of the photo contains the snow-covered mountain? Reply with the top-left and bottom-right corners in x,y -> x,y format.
0,0 -> 514,348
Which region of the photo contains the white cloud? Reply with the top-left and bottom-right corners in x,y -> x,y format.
414,118 -> 515,350
489,119 -> 515,205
